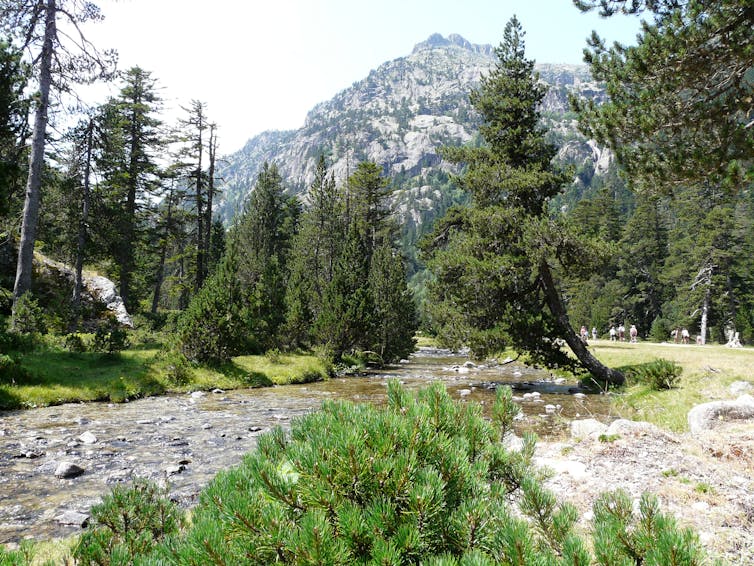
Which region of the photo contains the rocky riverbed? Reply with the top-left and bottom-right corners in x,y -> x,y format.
1,352 -> 752,563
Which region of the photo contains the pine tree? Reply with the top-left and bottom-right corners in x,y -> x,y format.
0,39 -> 28,223
368,242 -> 417,362
177,241 -> 244,364
96,67 -> 163,311
574,0 -> 753,192
233,162 -> 298,351
284,156 -> 345,347
616,194 -> 670,336
424,17 -> 624,384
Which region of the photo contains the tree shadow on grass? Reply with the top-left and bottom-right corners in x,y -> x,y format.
0,387 -> 23,411
13,350 -> 163,406
216,361 -> 273,388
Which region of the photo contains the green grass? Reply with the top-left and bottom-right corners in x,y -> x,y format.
589,341 -> 754,432
0,344 -> 331,410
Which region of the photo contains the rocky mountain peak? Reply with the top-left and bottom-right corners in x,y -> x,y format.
412,33 -> 494,56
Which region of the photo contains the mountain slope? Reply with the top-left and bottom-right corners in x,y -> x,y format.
216,33 -> 610,235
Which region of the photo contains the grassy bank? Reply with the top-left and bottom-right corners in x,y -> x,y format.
590,340 -> 754,432
0,345 -> 331,411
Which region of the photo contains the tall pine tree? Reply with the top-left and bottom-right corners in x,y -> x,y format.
424,17 -> 623,384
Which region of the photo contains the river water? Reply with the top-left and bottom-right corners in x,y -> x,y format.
0,349 -> 610,544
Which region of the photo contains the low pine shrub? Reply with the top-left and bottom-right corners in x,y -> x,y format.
11,293 -> 46,334
63,332 -> 87,353
73,478 -> 183,565
120,381 -> 705,565
628,358 -> 682,390
0,353 -> 31,385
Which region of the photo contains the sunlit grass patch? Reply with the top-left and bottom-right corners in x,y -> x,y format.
589,341 -> 754,432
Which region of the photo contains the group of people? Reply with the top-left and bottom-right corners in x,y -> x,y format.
606,324 -> 638,343
670,327 -> 691,344
580,324 -> 638,343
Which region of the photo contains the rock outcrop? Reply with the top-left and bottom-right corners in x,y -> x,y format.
36,254 -> 132,327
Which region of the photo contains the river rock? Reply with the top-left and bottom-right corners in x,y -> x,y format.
55,510 -> 89,527
79,431 -> 98,444
687,394 -> 754,434
54,462 -> 85,478
571,418 -> 607,439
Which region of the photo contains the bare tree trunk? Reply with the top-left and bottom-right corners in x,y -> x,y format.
151,184 -> 174,314
12,0 -> 55,321
699,286 -> 710,345
72,118 -> 94,329
204,124 -> 216,272
194,114 -> 205,292
539,260 -> 625,386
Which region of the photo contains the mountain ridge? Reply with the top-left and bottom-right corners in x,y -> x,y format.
216,33 -> 610,231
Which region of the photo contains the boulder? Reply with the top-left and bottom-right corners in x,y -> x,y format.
687,394 -> 754,434
606,419 -> 661,436
54,462 -> 85,479
570,418 -> 607,439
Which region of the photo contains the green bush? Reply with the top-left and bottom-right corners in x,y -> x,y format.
0,353 -> 31,385
73,478 -> 184,565
162,350 -> 192,386
649,316 -> 671,342
177,271 -> 244,365
126,381 -> 704,565
11,293 -> 46,334
92,322 -> 130,356
627,358 -> 682,390
63,332 -> 87,353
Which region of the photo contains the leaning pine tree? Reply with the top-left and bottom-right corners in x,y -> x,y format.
423,16 -> 624,385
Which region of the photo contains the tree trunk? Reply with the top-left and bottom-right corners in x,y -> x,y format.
204,125 -> 216,273
539,260 -> 625,386
72,118 -> 94,329
699,286 -> 710,345
151,185 -> 174,314
12,0 -> 55,319
194,116 -> 205,292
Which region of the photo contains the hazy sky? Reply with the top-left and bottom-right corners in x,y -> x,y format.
84,0 -> 644,154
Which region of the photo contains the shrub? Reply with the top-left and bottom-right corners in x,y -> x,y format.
130,381 -> 705,565
91,321 -> 130,356
73,478 -> 184,565
162,351 -> 192,386
0,353 -> 31,385
264,347 -> 283,364
628,358 -> 682,390
592,490 -> 704,565
11,293 -> 46,334
63,333 -> 87,353
177,270 -> 244,365
649,316 -> 671,342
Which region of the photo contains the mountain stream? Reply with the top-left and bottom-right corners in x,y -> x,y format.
0,348 -> 612,544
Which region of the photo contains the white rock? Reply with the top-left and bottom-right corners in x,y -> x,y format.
687,394 -> 754,434
535,457 -> 589,480
79,431 -> 97,445
571,418 -> 607,439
